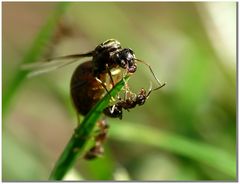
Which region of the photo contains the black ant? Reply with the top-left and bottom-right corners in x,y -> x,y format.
104,82 -> 166,119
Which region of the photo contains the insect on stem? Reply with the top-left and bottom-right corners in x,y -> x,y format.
23,39 -> 166,162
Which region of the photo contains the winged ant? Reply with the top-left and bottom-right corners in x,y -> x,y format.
22,39 -> 166,160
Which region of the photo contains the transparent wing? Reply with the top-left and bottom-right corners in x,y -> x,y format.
21,51 -> 93,78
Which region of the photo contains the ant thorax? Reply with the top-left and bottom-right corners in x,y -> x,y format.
92,39 -> 122,75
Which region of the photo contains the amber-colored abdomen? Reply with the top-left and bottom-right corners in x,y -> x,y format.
70,61 -> 106,116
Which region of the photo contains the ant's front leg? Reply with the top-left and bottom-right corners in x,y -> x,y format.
95,77 -> 115,102
105,64 -> 124,102
105,64 -> 115,88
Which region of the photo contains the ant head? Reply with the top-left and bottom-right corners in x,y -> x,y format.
136,82 -> 166,106
113,48 -> 137,73
135,88 -> 147,106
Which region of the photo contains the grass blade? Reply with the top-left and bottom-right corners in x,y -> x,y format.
49,76 -> 129,180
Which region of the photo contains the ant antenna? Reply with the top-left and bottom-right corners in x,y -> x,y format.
146,81 -> 166,97
135,58 -> 165,87
135,58 -> 166,92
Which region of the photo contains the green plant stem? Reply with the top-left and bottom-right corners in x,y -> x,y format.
49,77 -> 129,180
2,3 -> 70,118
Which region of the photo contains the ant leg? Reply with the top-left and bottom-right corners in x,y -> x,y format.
118,69 -> 130,101
84,144 -> 104,160
95,77 -> 109,93
71,103 -> 81,125
105,64 -> 115,88
110,104 -> 116,114
106,64 -> 123,101
96,119 -> 109,140
95,77 -> 115,102
121,72 -> 137,101
146,81 -> 167,97
122,74 -> 131,101
92,119 -> 109,138
76,111 -> 81,125
135,58 -> 166,88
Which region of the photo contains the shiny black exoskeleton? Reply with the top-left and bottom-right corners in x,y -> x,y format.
113,48 -> 137,73
104,81 -> 166,120
104,88 -> 149,119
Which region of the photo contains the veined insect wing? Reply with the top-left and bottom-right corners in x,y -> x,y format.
21,51 -> 93,77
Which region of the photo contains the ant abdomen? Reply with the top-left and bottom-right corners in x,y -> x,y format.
70,61 -> 106,115
104,104 -> 123,119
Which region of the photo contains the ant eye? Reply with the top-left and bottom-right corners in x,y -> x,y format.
120,60 -> 127,67
113,48 -> 136,69
126,52 -> 134,60
136,95 -> 146,105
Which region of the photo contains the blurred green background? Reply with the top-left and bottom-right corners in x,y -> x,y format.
2,2 -> 236,181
